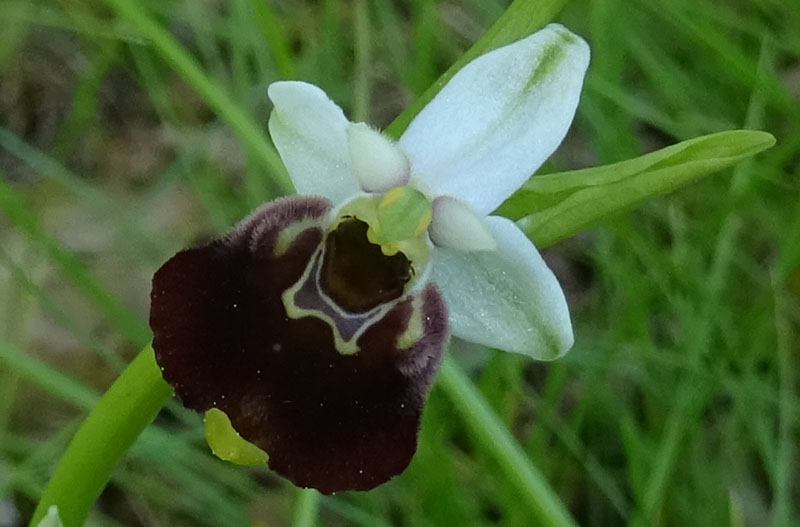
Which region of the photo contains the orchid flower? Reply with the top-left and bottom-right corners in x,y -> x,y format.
149,23 -> 589,494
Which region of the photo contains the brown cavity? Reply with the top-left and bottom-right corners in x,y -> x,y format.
320,218 -> 411,313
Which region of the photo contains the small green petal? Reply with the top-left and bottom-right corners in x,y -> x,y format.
204,408 -> 268,466
370,186 -> 432,251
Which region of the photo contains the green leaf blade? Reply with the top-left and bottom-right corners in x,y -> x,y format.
498,130 -> 775,247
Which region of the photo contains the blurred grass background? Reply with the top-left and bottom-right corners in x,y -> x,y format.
0,0 -> 798,526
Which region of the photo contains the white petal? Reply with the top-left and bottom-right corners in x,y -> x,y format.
430,215 -> 573,359
268,81 -> 360,204
347,123 -> 410,192
400,24 -> 590,214
429,196 -> 496,251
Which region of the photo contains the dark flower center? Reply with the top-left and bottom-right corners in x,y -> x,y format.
321,218 -> 411,312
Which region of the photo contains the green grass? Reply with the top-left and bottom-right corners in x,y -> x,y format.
1,0 -> 798,526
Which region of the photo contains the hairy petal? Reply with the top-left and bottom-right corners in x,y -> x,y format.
430,216 -> 573,359
429,196 -> 496,251
400,24 -> 590,214
348,123 -> 410,192
150,196 -> 449,493
268,82 -> 360,204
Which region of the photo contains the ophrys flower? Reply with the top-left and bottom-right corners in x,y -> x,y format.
150,23 -> 589,493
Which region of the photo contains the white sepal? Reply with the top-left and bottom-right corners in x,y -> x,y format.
268,81 -> 360,205
399,24 -> 590,214
430,216 -> 574,359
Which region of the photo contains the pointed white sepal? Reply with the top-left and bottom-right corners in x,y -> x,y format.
399,24 -> 590,214
430,216 -> 573,359
347,123 -> 410,193
429,196 -> 496,251
268,81 -> 361,205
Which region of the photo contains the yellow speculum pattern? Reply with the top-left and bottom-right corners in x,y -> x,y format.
281,186 -> 433,356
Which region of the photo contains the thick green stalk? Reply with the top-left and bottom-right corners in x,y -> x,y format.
29,346 -> 172,527
292,488 -> 321,527
437,356 -> 577,527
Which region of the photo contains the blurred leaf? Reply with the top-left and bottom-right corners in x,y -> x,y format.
248,0 -> 295,78
0,177 -> 151,346
496,130 -> 775,247
101,0 -> 293,197
0,337 -> 98,411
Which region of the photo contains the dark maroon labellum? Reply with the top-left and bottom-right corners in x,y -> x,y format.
150,196 -> 449,493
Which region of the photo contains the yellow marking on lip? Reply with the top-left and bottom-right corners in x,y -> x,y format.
204,408 -> 268,466
396,295 -> 424,351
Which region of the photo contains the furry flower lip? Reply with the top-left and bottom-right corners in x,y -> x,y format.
149,23 -> 589,494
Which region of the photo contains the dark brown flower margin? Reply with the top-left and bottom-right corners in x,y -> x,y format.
150,197 -> 449,493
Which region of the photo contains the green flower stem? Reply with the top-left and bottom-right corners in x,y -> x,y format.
292,488 -> 321,527
437,356 -> 577,527
29,345 -> 172,527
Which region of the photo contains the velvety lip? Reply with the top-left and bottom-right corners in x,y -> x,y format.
150,196 -> 449,493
